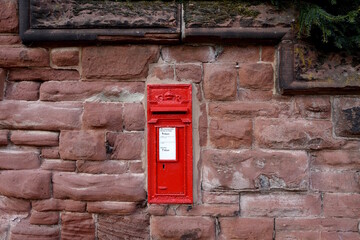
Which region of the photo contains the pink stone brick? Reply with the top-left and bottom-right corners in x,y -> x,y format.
162,46 -> 216,63
175,64 -> 202,83
87,201 -> 137,215
10,220 -> 59,240
219,218 -> 273,240
61,213 -> 95,240
0,150 -> 40,170
30,211 -> 59,225
123,103 -> 145,131
0,68 -> 5,100
217,46 -> 259,63
0,0 -> 18,33
0,35 -> 20,45
51,48 -> 79,67
311,150 -> 360,170
76,160 -> 128,174
8,68 -> 80,81
0,47 -> 49,67
41,159 -> 76,172
175,204 -> 239,217
324,193 -> 360,217
311,171 -> 360,192
41,147 -> 59,159
11,131 -> 59,146
293,96 -> 331,119
32,199 -> 86,212
83,102 -> 123,130
149,64 -> 174,80
261,46 -> 275,62
107,132 -> 143,160
238,63 -> 274,90
0,130 -> 8,146
5,81 -> 40,101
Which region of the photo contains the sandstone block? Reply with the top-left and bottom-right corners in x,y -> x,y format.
0,170 -> 51,199
76,160 -> 128,174
162,46 -> 216,63
0,196 -> 30,214
276,218 -> 359,232
0,47 -> 49,67
82,102 -> 123,130
238,88 -> 273,101
0,35 -> 20,45
107,132 -> 143,160
0,68 -> 5,100
87,201 -> 137,215
323,193 -> 360,217
209,101 -> 290,119
10,220 -> 59,240
254,118 -> 344,150
30,211 -> 59,225
203,64 -> 237,101
123,103 -> 145,131
176,204 -> 239,217
53,172 -> 146,201
40,81 -> 144,101
199,103 -> 208,147
0,150 -> 40,170
5,81 -> 40,101
61,213 -> 95,240
241,194 -> 321,217
147,204 -> 168,216
261,46 -> 275,62
294,96 -> 331,119
202,149 -> 308,191
32,199 -> 86,212
311,171 -> 360,192
0,130 -> 8,146
202,192 -> 239,205
276,231 -> 320,239
41,159 -> 76,172
41,147 -> 59,159
311,150 -> 360,170
11,131 -> 59,146
333,97 -> 360,138
82,45 -> 159,79
238,63 -> 274,90
148,64 -> 174,80
98,212 -> 149,239
0,101 -> 82,130
175,64 -> 202,83
320,232 -> 360,240
59,131 -> 106,161
219,218 -> 273,240
217,46 -> 259,63
129,161 -> 144,173
150,216 -> 215,240
50,48 -> 79,67
209,119 -> 252,149
0,0 -> 18,33
8,68 -> 80,81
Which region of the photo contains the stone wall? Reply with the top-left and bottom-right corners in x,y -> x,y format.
0,1 -> 360,239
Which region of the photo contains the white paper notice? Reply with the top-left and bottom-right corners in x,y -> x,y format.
159,128 -> 176,160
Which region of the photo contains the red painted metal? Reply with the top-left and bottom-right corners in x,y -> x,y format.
147,84 -> 193,204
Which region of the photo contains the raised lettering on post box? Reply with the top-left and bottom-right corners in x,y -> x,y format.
147,84 -> 193,204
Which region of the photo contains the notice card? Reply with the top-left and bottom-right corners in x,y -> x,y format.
159,128 -> 176,160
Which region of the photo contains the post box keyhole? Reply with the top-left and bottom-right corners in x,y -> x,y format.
163,164 -> 165,170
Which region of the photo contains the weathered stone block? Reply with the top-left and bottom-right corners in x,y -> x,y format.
8,68 -> 80,81
202,149 -> 308,191
311,171 -> 360,192
41,159 -> 76,172
0,196 -> 30,214
311,150 -> 360,170
261,46 -> 275,62
203,64 -> 237,101
11,131 -> 59,146
333,97 -> 360,138
0,130 -> 8,146
199,103 -> 208,147
0,170 -> 51,199
10,220 -> 59,240
59,131 -> 106,161
50,48 -> 79,67
175,64 -> 202,83
0,35 -> 20,45
0,150 -> 40,170
0,0 -> 18,33
5,81 -> 40,101
175,204 -> 239,217
293,96 -> 331,119
209,119 -> 252,149
53,172 -> 146,201
241,193 -> 321,217
219,218 -> 273,240
202,192 -> 239,205
61,213 -> 95,240
76,160 -> 128,174
323,193 -> 360,217
32,199 -> 86,212
87,201 -> 137,215
217,46 -> 259,63
83,102 -> 123,130
41,147 -> 59,159
82,46 -> 159,79
0,101 -> 82,130
30,211 -> 59,225
238,63 -> 274,90
107,132 -> 143,160
0,68 -> 5,100
123,103 -> 145,131
0,47 -> 49,67
162,46 -> 216,63
148,64 -> 174,80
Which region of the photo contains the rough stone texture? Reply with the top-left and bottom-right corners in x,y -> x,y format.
202,149 -> 308,191
87,201 -> 137,215
0,196 -> 30,214
311,150 -> 360,170
147,204 -> 168,216
219,218 -> 273,240
162,46 -> 216,63
254,118 -> 344,150
217,46 -> 259,63
150,216 -> 215,240
8,68 -> 80,81
41,147 -> 59,159
40,81 -> 144,102
32,199 -> 86,212
53,172 -> 146,201
293,96 -> 331,119
321,232 -> 360,239
76,160 -> 128,174
10,220 -> 60,240
311,171 -> 360,192
5,81 -> 40,101
203,64 -> 237,101
82,102 -> 123,130
61,213 -> 95,240
0,170 -> 51,199
98,212 -> 150,239
0,101 -> 82,130
241,194 -> 321,217
0,47 -> 49,67
209,119 -> 252,149
201,192 -> 239,205
0,130 -> 8,146
238,88 -> 273,101
82,46 -> 158,79
51,48 -> 79,67
107,132 -> 143,160
41,159 -> 76,172
11,131 -> 59,146
323,193 -> 360,217
123,103 -> 145,131
175,64 -> 202,83
238,63 -> 274,90
262,46 -> 275,62
0,150 -> 40,170
0,68 -> 5,100
149,64 -> 174,80
199,103 -> 208,147
333,97 -> 360,138
276,218 -> 359,232
30,211 -> 59,225
59,131 -> 106,161
0,0 -> 18,33
175,204 -> 239,217
0,35 -> 20,45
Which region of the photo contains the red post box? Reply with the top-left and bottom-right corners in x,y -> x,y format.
147,84 -> 193,204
